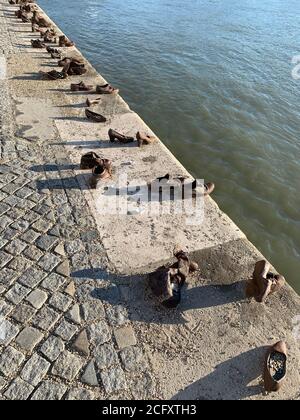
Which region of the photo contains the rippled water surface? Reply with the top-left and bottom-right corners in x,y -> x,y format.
39,0 -> 300,292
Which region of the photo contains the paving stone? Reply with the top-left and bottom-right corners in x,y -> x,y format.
32,306 -> 60,331
18,267 -> 47,288
4,378 -> 34,400
94,343 -> 119,370
52,351 -> 84,381
10,219 -> 30,232
20,353 -> 50,386
66,304 -> 81,324
66,388 -> 94,400
33,203 -> 51,216
114,326 -> 137,350
0,250 -> 13,268
0,346 -> 25,376
81,361 -> 98,386
49,292 -> 72,312
120,346 -> 146,372
72,329 -> 90,357
5,283 -> 30,305
0,215 -> 13,230
26,289 -> 48,309
15,187 -> 33,199
2,227 -> 19,241
8,256 -> 32,272
106,305 -> 129,326
54,243 -> 65,256
71,252 -> 89,271
55,318 -> 78,341
31,381 -> 67,400
41,273 -> 66,292
0,268 -> 18,287
0,285 -> 6,295
56,260 -> 70,277
32,219 -> 53,233
0,300 -> 13,317
37,253 -> 61,272
4,239 -> 27,256
64,281 -> 75,297
20,229 -> 40,244
0,377 -> 7,391
36,235 -> 58,252
100,366 -> 127,394
0,237 -> 8,249
0,202 -> 10,216
40,335 -> 65,362
65,240 -> 85,256
23,245 -> 43,261
81,300 -> 105,322
22,211 -> 40,224
6,207 -> 24,221
87,321 -> 111,346
75,284 -> 97,303
11,303 -> 37,323
15,327 -> 44,352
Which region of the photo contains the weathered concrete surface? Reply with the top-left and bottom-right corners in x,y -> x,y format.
0,0 -> 300,400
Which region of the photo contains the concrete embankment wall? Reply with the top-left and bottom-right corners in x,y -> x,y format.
1,0 -> 300,400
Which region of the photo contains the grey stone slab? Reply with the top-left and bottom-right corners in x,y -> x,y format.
17,266 -> 47,288
0,267 -> 18,287
32,219 -> 53,233
106,305 -> 128,327
52,351 -> 84,381
5,239 -> 27,256
66,388 -> 95,400
11,303 -> 37,323
5,282 -> 31,305
114,326 -> 137,350
32,306 -> 61,331
10,219 -> 29,232
49,292 -> 72,312
4,378 -> 34,400
0,300 -> 13,317
31,381 -> 67,400
37,253 -> 61,272
100,366 -> 127,394
20,229 -> 40,244
94,343 -> 119,370
0,250 -> 13,268
26,289 -> 48,309
41,273 -> 66,292
87,321 -> 111,346
15,327 -> 44,352
81,300 -> 105,322
81,361 -> 98,386
2,227 -> 19,241
20,353 -> 50,386
55,318 -> 78,341
0,319 -> 19,346
0,215 -> 13,230
66,304 -> 81,324
36,235 -> 58,252
40,335 -> 65,362
0,346 -> 25,377
72,329 -> 89,357
8,256 -> 32,272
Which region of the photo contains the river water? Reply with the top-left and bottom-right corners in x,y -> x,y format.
38,0 -> 300,293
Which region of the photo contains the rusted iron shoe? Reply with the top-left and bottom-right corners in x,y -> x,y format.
149,249 -> 198,308
39,70 -> 68,80
96,83 -> 119,95
108,129 -> 134,144
245,260 -> 285,303
85,109 -> 107,123
80,152 -> 104,170
136,131 -> 157,147
89,161 -> 112,189
59,35 -> 75,47
71,81 -> 93,92
264,341 -> 287,392
31,39 -> 46,49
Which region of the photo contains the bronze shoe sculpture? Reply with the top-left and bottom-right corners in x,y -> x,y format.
108,129 -> 134,144
59,35 -> 75,47
136,131 -> 157,147
31,39 -> 46,48
39,70 -> 68,80
149,248 -> 198,308
90,161 -> 112,189
85,109 -> 107,123
264,341 -> 287,392
246,260 -> 285,303
71,81 -> 93,92
80,152 -> 103,170
96,83 -> 119,95
86,97 -> 101,107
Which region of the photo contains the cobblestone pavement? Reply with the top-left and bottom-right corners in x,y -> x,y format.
0,2 -> 157,400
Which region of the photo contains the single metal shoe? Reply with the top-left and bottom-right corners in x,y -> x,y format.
71,81 -> 93,92
80,152 -> 103,170
31,39 -> 46,49
96,83 -> 119,95
264,341 -> 287,392
86,97 -> 101,107
108,129 -> 134,144
136,131 -> 157,147
85,109 -> 107,123
31,11 -> 51,28
59,35 -> 75,47
90,161 -> 112,189
39,70 -> 68,80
